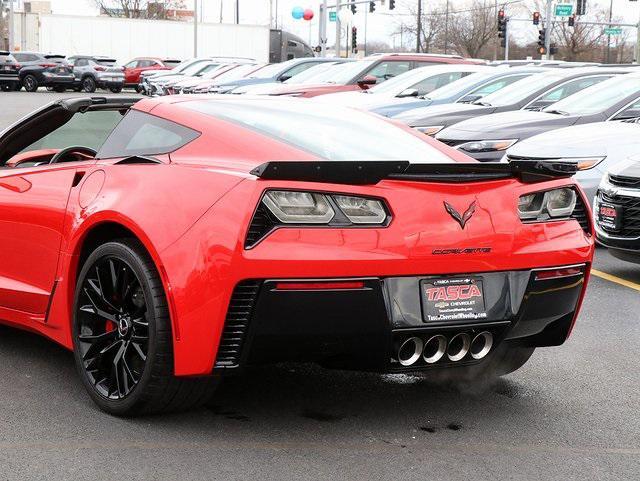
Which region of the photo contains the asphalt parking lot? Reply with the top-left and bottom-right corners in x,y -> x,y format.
0,91 -> 639,481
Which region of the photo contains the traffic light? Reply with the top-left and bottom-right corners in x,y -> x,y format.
389,0 -> 396,10
350,1 -> 356,14
537,28 -> 546,55
533,11 -> 540,25
369,1 -> 375,13
351,26 -> 358,53
497,9 -> 507,42
568,14 -> 575,27
576,0 -> 587,16
497,10 -> 507,48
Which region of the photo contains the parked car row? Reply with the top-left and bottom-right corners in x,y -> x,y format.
0,52 -> 182,93
141,53 -> 488,97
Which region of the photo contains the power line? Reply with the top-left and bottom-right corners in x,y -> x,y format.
379,0 -> 524,17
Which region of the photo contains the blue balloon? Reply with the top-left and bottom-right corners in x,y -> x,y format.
292,6 -> 304,19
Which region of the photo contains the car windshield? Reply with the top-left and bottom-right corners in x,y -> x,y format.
478,72 -> 563,106
184,99 -> 454,163
426,71 -> 501,99
283,62 -> 340,84
367,67 -> 435,94
250,59 -> 300,79
327,60 -> 376,84
213,64 -> 261,82
543,75 -> 640,116
181,60 -> 213,75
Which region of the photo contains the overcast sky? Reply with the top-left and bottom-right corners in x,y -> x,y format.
42,0 -> 640,46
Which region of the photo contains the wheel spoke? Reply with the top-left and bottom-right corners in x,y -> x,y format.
80,331 -> 118,361
131,342 -> 147,362
83,288 -> 116,322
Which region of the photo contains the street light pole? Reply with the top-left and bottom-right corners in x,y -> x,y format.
606,0 -> 613,63
193,0 -> 198,56
544,0 -> 552,60
8,0 -> 13,52
335,0 -> 341,57
416,0 -> 421,53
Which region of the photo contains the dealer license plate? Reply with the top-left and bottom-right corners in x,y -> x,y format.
598,202 -> 622,231
420,277 -> 487,322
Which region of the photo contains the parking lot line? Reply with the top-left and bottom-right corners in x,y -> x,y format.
591,269 -> 640,292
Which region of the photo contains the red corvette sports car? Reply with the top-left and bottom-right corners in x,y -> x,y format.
0,95 -> 593,415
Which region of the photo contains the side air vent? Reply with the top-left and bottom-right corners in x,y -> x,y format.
571,190 -> 591,234
214,280 -> 261,369
245,203 -> 279,249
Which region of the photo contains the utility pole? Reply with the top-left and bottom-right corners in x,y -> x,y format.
416,0 -> 421,53
193,0 -> 198,56
544,0 -> 552,60
8,0 -> 13,52
335,0 -> 341,57
444,0 -> 449,54
493,0 -> 498,61
364,1 -> 368,56
319,0 -> 327,57
235,0 -> 239,24
636,4 -> 640,64
606,0 -> 613,63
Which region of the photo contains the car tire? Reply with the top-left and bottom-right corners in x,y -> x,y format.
0,84 -> 10,92
109,86 -> 123,93
72,239 -> 219,416
82,76 -> 96,93
53,85 -> 66,93
22,74 -> 39,92
12,83 -> 21,91
134,85 -> 142,93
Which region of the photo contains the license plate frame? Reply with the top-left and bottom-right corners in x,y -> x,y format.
598,202 -> 623,231
420,277 -> 487,323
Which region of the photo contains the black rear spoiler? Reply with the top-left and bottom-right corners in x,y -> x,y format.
250,160 -> 577,185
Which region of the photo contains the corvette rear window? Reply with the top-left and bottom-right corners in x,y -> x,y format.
183,99 -> 453,163
96,110 -> 199,159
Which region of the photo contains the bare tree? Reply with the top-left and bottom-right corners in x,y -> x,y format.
94,0 -> 186,20
394,3 -> 445,53
446,1 -> 495,58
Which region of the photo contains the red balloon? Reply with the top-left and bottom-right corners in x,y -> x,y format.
303,9 -> 314,20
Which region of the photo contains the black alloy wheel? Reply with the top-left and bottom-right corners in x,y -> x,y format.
73,239 -> 219,416
75,254 -> 149,400
22,74 -> 38,92
109,86 -> 123,93
82,76 -> 96,93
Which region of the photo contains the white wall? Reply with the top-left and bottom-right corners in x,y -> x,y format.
38,14 -> 270,63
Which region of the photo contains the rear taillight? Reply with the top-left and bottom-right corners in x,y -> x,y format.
39,63 -> 56,68
14,64 -> 21,70
94,66 -> 105,71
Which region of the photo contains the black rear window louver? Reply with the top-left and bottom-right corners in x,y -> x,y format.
214,281 -> 261,369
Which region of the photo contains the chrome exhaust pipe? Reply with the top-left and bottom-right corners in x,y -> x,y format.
446,333 -> 471,362
422,335 -> 447,364
470,331 -> 493,360
397,337 -> 424,366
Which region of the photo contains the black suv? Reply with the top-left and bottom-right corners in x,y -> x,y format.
12,52 -> 75,92
0,51 -> 21,91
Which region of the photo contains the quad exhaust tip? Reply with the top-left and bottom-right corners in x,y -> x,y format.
396,331 -> 494,366
446,333 -> 471,362
470,331 -> 493,360
397,336 -> 424,366
422,335 -> 447,364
